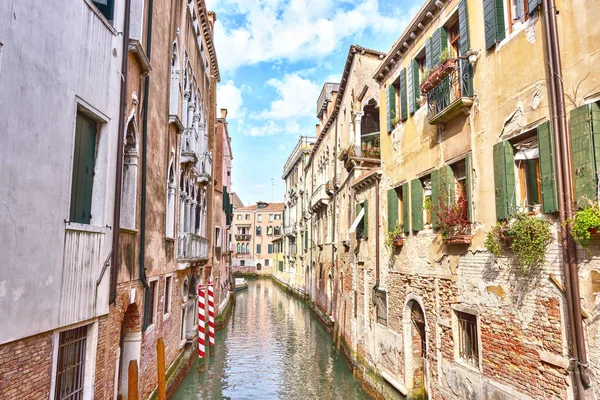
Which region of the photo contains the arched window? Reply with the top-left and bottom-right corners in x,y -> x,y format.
166,158 -> 176,238
121,106 -> 139,230
237,243 -> 241,253
256,226 -> 262,236
169,42 -> 180,116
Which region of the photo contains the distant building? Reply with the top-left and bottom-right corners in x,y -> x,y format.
231,201 -> 284,274
231,192 -> 245,209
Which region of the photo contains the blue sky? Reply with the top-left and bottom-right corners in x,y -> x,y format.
209,0 -> 422,206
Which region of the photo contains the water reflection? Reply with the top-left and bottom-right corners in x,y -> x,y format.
173,278 -> 369,399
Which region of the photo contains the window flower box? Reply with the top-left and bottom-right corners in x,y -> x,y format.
442,234 -> 472,245
420,58 -> 457,94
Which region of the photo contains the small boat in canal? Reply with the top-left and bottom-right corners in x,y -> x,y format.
235,278 -> 248,292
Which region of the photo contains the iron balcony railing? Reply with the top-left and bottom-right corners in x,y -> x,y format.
235,234 -> 251,241
360,132 -> 380,159
177,232 -> 209,261
424,59 -> 474,125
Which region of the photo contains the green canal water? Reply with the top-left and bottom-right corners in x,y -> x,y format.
172,278 -> 369,399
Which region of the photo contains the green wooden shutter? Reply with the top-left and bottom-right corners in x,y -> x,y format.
386,85 -> 397,133
407,62 -> 415,115
537,121 -> 558,213
386,85 -> 392,133
483,0 -> 506,50
571,103 -> 600,207
356,202 -> 364,237
411,59 -> 420,112
400,69 -> 408,121
465,153 -> 473,222
493,141 -> 516,220
458,0 -> 473,97
431,29 -> 441,67
268,244 -> 273,254
425,37 -> 432,70
70,113 -> 97,224
431,169 -> 440,228
411,179 -> 423,231
387,188 -> 399,231
402,183 -> 410,233
363,199 -> 369,239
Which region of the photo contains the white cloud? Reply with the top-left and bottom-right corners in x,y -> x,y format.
211,0 -> 408,73
254,73 -> 320,120
217,80 -> 245,119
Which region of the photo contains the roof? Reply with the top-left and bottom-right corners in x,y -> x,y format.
307,45 -> 386,167
373,0 -> 446,83
197,0 -> 221,83
234,202 -> 285,212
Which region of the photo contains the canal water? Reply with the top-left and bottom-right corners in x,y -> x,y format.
172,278 -> 369,399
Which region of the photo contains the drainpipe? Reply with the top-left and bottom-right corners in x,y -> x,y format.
330,121 -> 339,316
140,0 -> 154,330
374,176 -> 380,290
110,0 -> 132,304
541,0 -> 590,393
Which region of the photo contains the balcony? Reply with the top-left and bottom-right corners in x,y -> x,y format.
310,183 -> 329,212
360,132 -> 380,159
235,234 -> 251,241
196,150 -> 212,183
180,128 -> 199,163
177,233 -> 209,261
422,59 -> 474,126
284,225 -> 296,237
325,178 -> 340,196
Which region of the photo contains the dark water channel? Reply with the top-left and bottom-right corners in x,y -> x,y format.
172,278 -> 369,399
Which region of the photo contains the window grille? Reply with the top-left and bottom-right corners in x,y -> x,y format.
55,326 -> 88,400
456,311 -> 479,366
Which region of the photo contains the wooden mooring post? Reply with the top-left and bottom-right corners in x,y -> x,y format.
157,338 -> 166,400
128,360 -> 138,400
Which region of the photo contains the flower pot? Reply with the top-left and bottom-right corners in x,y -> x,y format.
442,235 -> 472,245
588,227 -> 600,236
419,59 -> 458,94
393,237 -> 404,247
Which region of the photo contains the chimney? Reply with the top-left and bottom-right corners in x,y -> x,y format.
220,108 -> 228,119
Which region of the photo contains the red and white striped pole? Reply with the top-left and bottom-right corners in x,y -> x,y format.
207,278 -> 215,354
197,281 -> 206,365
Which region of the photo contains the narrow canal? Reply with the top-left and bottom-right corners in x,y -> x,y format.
173,278 -> 369,399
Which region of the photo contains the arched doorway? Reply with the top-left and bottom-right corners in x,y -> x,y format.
403,297 -> 429,399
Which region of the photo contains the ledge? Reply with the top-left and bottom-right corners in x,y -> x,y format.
428,97 -> 473,125
128,39 -> 152,74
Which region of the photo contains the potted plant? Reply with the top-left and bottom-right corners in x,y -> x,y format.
338,146 -> 350,162
485,213 -> 553,275
438,48 -> 453,65
569,203 -> 600,248
419,54 -> 458,94
385,225 -> 404,248
434,196 -> 472,244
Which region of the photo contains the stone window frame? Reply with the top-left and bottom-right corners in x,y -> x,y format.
146,277 -> 160,333
451,304 -> 483,374
163,274 -> 174,322
49,321 -> 98,400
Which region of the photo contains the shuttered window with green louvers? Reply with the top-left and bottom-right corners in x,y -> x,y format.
458,0 -> 473,97
70,112 -> 98,225
387,188 -> 399,232
537,121 -> 558,213
356,202 -> 364,238
483,0 -> 506,50
386,84 -> 397,133
411,179 -> 424,231
571,103 -> 600,208
431,165 -> 455,228
400,69 -> 408,121
402,182 -> 410,233
493,141 -> 516,220
465,153 -> 473,221
425,37 -> 433,70
431,27 -> 448,67
407,62 -> 415,115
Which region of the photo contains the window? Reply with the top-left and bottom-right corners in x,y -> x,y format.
257,214 -> 263,222
236,243 -> 241,253
274,226 -> 281,236
275,214 -> 281,220
240,260 -> 245,266
215,227 -> 222,247
70,112 -> 98,225
506,0 -> 529,32
456,311 -> 479,367
164,276 -> 172,315
256,226 -> 262,236
148,280 -> 158,326
267,226 -> 273,236
375,289 -> 388,326
245,214 -> 250,220
268,244 -> 273,254
269,214 -> 274,221
265,259 -> 270,266
512,135 -> 542,212
237,214 -> 242,220
256,244 -> 261,254
54,325 -> 88,400
92,0 -> 115,23
353,201 -> 368,239
387,186 -> 403,232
